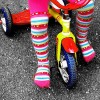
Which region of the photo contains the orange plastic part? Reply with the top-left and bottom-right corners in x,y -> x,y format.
12,9 -> 30,25
11,9 -> 52,25
62,38 -> 78,53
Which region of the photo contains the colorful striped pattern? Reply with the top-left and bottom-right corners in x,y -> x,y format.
31,17 -> 48,25
31,28 -> 47,36
76,0 -> 95,62
31,15 -> 50,88
77,0 -> 94,11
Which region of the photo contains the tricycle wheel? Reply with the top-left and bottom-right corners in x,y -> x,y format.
1,7 -> 13,37
58,47 -> 77,88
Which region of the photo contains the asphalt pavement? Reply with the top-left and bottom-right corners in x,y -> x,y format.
0,0 -> 100,100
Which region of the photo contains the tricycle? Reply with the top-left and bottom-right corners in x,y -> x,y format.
0,0 -> 90,88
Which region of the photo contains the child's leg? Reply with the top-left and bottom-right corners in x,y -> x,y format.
28,0 -> 50,88
76,0 -> 95,62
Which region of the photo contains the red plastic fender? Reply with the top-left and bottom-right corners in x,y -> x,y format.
62,38 -> 78,53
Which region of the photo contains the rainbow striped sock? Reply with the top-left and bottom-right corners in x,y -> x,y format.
76,0 -> 95,62
31,14 -> 50,88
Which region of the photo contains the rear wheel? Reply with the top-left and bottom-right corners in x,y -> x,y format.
1,7 -> 13,36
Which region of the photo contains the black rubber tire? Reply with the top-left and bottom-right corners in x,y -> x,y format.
1,7 -> 13,37
65,52 -> 77,88
60,47 -> 77,88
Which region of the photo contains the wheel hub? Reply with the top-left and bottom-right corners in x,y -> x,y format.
58,55 -> 69,83
1,17 -> 6,32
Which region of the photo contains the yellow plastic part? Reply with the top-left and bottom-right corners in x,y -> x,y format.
48,7 -> 77,64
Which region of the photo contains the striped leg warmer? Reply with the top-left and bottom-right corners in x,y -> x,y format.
31,14 -> 50,88
76,0 -> 95,62
28,0 -> 50,88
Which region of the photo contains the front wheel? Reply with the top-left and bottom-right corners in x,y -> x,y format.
58,47 -> 77,88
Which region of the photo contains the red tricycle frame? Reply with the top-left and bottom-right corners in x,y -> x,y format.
0,0 -> 90,25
